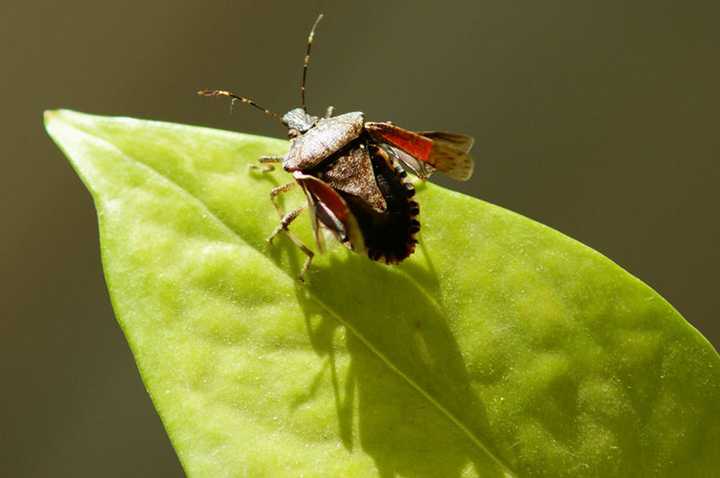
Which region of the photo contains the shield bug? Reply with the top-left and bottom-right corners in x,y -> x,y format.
199,14 -> 474,280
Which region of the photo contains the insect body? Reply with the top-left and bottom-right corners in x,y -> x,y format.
200,14 -> 474,280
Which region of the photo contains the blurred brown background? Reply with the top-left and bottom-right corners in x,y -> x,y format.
2,0 -> 718,476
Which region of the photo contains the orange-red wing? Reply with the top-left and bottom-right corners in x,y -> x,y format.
365,122 -> 433,163
365,122 -> 475,181
292,172 -> 365,254
294,172 -> 349,222
292,172 -> 325,252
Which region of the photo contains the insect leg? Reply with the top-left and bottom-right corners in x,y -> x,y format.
250,155 -> 283,173
267,206 -> 305,242
324,105 -> 334,118
285,230 -> 314,281
267,206 -> 314,281
269,181 -> 297,217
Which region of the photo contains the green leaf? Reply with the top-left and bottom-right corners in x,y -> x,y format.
45,109 -> 719,477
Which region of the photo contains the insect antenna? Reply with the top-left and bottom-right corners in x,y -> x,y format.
197,89 -> 283,124
300,13 -> 324,112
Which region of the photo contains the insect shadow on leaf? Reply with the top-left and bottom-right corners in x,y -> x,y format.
290,249 -> 510,477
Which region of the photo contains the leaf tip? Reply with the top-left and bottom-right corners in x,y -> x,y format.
44,109 -> 83,129
43,109 -> 59,126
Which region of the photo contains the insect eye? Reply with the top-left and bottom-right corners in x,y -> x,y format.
288,128 -> 300,139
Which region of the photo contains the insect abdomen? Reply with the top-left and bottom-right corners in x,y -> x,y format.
340,144 -> 420,264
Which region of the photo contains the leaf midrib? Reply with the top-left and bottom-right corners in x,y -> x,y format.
59,114 -> 517,478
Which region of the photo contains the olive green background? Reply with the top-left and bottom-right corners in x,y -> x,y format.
2,1 -> 718,476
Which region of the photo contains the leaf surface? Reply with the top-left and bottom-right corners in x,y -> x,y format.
45,110 -> 719,477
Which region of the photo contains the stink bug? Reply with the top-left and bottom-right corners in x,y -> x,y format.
199,14 -> 474,280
